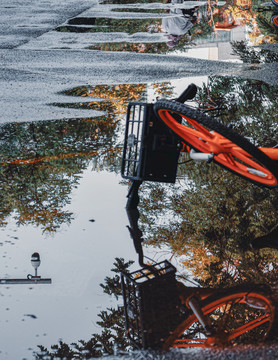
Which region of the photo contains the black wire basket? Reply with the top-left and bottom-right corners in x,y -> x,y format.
121,102 -> 180,183
121,260 -> 182,349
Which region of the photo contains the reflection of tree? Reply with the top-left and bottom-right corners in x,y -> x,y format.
139,177 -> 278,286
0,116 -> 118,233
35,258 -> 133,359
138,76 -> 278,287
0,82 -> 174,233
64,82 -> 174,117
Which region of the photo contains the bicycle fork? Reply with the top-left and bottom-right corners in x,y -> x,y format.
188,296 -> 213,336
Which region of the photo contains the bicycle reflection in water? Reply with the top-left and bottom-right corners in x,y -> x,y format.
122,198 -> 276,350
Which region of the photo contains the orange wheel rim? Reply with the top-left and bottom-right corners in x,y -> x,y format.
158,109 -> 278,186
164,292 -> 274,349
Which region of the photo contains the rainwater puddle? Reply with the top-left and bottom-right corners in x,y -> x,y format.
1,75 -> 278,359
2,0 -> 278,358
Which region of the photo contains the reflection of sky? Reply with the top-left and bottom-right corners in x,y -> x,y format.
0,169 -> 138,359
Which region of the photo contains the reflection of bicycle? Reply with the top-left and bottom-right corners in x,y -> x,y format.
121,84 -> 278,189
121,258 -> 275,350
122,206 -> 276,350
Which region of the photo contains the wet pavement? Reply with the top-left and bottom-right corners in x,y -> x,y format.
1,0 -> 278,123
0,0 -> 278,359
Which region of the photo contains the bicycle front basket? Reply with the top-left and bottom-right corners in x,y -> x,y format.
121,260 -> 182,349
121,102 -> 180,183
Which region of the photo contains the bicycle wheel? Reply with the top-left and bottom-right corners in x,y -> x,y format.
154,99 -> 278,188
271,0 -> 278,6
163,286 -> 275,349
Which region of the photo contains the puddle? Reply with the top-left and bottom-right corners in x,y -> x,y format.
1,75 -> 278,359
2,0 -> 278,357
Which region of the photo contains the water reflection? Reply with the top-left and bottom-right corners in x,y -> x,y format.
0,81 -> 175,236
2,75 -> 278,358
36,257 -> 133,359
0,116 -> 119,233
35,189 -> 278,356
32,76 -> 278,358
137,76 -> 278,287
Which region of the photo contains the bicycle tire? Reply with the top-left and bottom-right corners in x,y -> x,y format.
163,285 -> 275,349
153,99 -> 278,188
272,0 -> 278,6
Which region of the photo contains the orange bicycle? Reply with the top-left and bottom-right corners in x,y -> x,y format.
121,84 -> 278,190
153,84 -> 278,188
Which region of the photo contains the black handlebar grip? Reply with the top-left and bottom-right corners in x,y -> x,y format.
176,83 -> 198,103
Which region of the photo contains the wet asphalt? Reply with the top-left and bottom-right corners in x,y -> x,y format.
1,0 -> 277,123
103,344 -> 278,360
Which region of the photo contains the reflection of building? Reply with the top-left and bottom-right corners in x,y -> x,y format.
184,0 -> 246,62
193,25 -> 246,61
